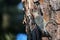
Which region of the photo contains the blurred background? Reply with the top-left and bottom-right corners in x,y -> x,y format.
0,0 -> 27,40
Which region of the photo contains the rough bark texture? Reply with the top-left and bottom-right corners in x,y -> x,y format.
22,0 -> 60,40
